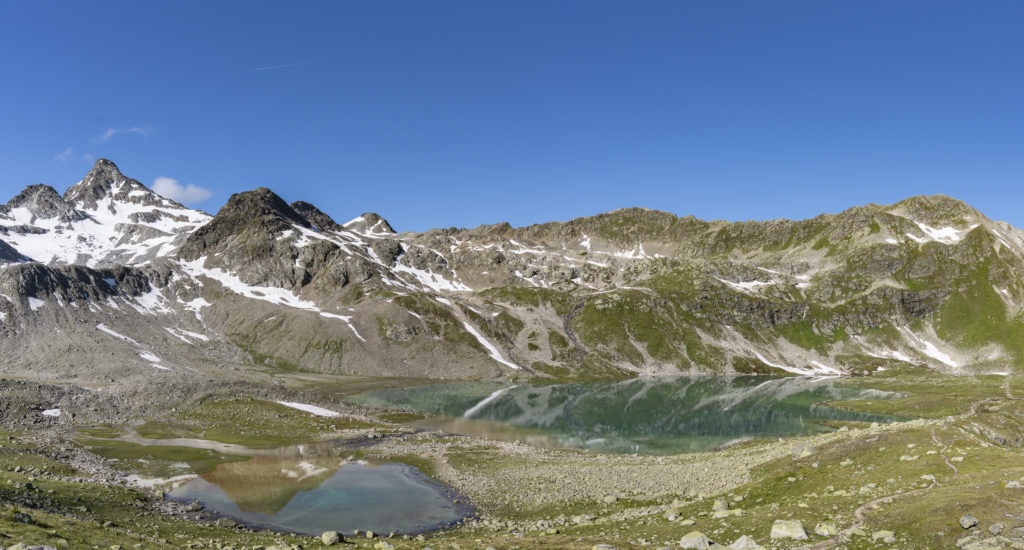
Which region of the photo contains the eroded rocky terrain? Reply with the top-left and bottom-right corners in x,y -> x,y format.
3,159 -> 1024,393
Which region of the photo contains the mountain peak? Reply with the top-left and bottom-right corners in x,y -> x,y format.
888,194 -> 983,225
179,187 -> 311,260
62,159 -> 191,212
343,212 -> 395,234
63,159 -> 127,207
6,184 -> 86,223
290,201 -> 342,232
218,188 -> 310,228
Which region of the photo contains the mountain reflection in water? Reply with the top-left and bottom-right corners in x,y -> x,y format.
170,445 -> 466,535
351,375 -> 902,454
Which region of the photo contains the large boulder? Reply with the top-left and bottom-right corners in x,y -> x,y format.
679,531 -> 713,549
321,530 -> 342,545
729,535 -> 765,549
770,519 -> 808,540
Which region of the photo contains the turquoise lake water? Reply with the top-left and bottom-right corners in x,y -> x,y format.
170,455 -> 467,536
350,376 -> 901,454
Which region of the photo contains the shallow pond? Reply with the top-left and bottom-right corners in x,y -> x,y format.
169,445 -> 467,536
350,375 -> 902,454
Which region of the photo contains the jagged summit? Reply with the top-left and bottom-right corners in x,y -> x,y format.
62,158 -> 183,211
178,187 -> 312,280
0,159 -> 209,267
291,201 -> 342,232
6,184 -> 86,223
62,158 -> 130,209
226,188 -> 310,226
343,212 -> 395,235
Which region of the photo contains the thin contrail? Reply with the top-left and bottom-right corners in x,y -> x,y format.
252,63 -> 302,72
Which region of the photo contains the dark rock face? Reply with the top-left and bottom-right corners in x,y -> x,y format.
291,201 -> 342,232
0,263 -> 118,303
179,188 -> 307,260
0,240 -> 27,264
6,185 -> 87,223
401,246 -> 447,271
372,239 -> 403,265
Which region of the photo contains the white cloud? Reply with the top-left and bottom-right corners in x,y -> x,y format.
82,153 -> 95,163
54,147 -> 74,162
94,125 -> 156,143
152,177 -> 212,205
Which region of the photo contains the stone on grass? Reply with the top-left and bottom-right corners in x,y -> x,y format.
679,530 -> 713,549
792,444 -> 817,459
728,535 -> 765,549
872,530 -> 896,543
321,531 -> 342,545
712,498 -> 729,511
770,519 -> 808,540
960,515 -> 980,530
815,522 -> 839,536
989,523 -> 1004,536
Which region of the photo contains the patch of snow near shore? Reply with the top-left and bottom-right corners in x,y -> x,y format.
753,352 -> 835,377
125,474 -> 196,489
899,327 -> 958,367
275,401 -> 341,417
810,361 -> 843,375
461,321 -> 521,369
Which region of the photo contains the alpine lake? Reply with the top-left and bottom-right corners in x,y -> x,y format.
152,376 -> 900,536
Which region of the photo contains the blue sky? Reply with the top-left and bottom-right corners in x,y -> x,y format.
1,1 -> 1022,231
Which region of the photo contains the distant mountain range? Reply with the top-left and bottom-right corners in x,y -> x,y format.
2,159 -> 1022,387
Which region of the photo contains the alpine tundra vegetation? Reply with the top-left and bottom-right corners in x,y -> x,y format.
3,160 -> 1024,549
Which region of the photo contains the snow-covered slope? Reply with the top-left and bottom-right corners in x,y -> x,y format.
0,160 -> 209,267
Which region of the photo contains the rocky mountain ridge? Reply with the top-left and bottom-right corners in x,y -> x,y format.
2,159 -> 1023,387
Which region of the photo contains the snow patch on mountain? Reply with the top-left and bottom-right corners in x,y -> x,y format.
460,321 -> 520,370
275,401 -> 341,417
180,258 -> 365,341
906,222 -> 978,246
96,324 -> 142,346
899,327 -> 958,368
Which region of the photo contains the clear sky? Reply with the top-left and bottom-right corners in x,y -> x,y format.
1,1 -> 1022,232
